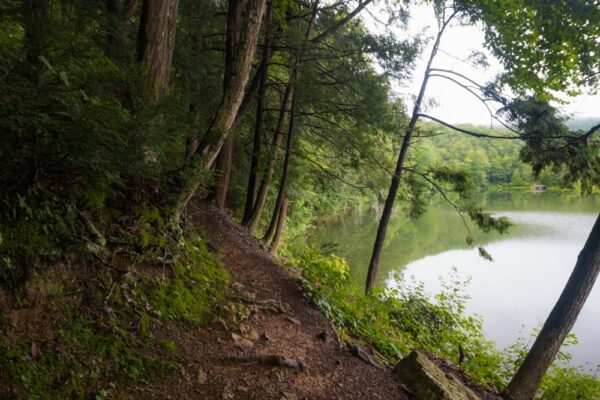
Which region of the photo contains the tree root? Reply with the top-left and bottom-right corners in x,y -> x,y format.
227,355 -> 306,371
347,342 -> 386,370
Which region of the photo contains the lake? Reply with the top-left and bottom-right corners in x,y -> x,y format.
307,191 -> 600,367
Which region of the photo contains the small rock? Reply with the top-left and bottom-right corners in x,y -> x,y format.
247,330 -> 260,341
239,341 -> 255,349
259,332 -> 272,342
232,282 -> 245,291
283,392 -> 298,400
30,342 -> 40,359
197,369 -> 208,384
241,291 -> 256,302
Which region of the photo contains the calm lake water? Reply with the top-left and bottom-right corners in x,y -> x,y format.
307,191 -> 600,367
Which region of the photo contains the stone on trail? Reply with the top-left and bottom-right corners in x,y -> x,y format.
394,351 -> 479,400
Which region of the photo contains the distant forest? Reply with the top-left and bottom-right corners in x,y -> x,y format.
415,118 -> 600,189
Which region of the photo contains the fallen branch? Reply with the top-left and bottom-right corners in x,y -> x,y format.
227,355 -> 306,371
347,342 -> 386,370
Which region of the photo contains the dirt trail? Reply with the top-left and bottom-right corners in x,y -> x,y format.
126,202 -> 411,400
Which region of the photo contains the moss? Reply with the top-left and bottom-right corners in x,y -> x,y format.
159,339 -> 180,356
143,236 -> 229,324
1,233 -> 228,399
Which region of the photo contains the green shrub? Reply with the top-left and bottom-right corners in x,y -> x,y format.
288,245 -> 600,396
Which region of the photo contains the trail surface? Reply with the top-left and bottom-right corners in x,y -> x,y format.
127,202 -> 410,399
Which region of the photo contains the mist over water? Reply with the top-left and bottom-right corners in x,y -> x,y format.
308,191 -> 600,367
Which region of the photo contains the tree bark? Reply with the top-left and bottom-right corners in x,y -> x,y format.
173,0 -> 268,224
262,90 -> 296,242
245,75 -> 295,233
137,0 -> 180,101
503,214 -> 600,400
269,199 -> 290,254
242,4 -> 274,224
213,0 -> 243,208
245,0 -> 318,233
365,13 -> 455,293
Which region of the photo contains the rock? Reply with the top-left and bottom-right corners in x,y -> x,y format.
30,342 -> 40,359
197,369 -> 208,385
232,333 -> 255,349
394,351 -> 479,400
282,392 -> 298,400
246,330 -> 260,341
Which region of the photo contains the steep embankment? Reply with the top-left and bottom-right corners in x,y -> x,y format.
125,203 -> 411,399
1,201 -> 501,399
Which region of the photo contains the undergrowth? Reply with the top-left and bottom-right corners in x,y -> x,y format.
287,245 -> 600,398
0,235 -> 228,399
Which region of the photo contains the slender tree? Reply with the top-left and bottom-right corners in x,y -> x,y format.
365,8 -> 457,292
213,0 -> 243,208
242,4 -> 274,224
173,0 -> 268,224
504,215 -> 600,399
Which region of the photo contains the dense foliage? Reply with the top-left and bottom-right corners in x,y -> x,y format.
289,246 -> 600,396
1,0 -> 599,398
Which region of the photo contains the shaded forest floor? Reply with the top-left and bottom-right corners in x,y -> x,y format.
124,202 -> 501,400
125,202 -> 413,399
1,201 -> 502,399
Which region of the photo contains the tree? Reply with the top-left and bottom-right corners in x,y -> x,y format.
498,101 -> 600,399
366,0 -> 600,294
173,0 -> 268,225
504,215 -> 600,399
365,6 -> 458,292
137,0 -> 180,101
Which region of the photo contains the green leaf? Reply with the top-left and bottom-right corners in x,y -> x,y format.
59,71 -> 70,87
38,55 -> 56,74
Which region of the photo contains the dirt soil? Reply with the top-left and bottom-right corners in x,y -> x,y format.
125,202 -> 501,400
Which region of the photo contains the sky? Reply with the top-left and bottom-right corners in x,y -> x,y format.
363,3 -> 600,126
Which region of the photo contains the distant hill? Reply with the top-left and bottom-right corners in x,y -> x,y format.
566,117 -> 600,131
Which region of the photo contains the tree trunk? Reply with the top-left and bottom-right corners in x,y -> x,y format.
137,0 -> 180,101
503,214 -> 600,400
245,1 -> 318,233
365,14 -> 453,293
242,4 -> 274,224
245,75 -> 295,233
269,199 -> 289,254
213,0 -> 243,208
173,0 -> 268,224
22,0 -> 49,83
262,91 -> 296,242
214,133 -> 233,208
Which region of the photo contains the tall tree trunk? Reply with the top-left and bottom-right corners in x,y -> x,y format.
173,0 -> 268,224
245,76 -> 295,233
262,91 -> 296,242
242,4 -> 274,224
137,0 -> 180,101
365,14 -> 454,293
213,0 -> 243,208
269,199 -> 289,254
214,133 -> 233,207
245,0 -> 318,233
503,214 -> 600,400
22,0 -> 49,83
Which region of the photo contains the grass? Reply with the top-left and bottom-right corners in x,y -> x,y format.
0,234 -> 229,399
285,245 -> 600,398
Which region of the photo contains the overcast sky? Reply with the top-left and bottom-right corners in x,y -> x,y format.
363,4 -> 600,126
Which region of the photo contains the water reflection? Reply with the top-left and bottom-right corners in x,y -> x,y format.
307,191 -> 600,366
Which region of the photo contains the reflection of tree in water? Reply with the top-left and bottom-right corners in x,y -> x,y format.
308,191 -> 600,287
